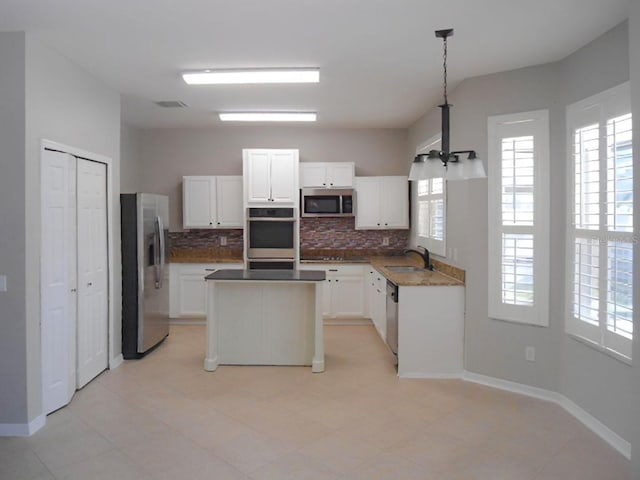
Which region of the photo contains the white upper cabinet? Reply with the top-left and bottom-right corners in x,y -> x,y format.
300,162 -> 355,188
243,149 -> 299,205
183,175 -> 243,229
354,176 -> 409,229
216,176 -> 244,227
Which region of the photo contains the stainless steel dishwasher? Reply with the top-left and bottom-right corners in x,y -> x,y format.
386,280 -> 398,355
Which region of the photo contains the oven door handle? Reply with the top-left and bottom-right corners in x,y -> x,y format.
248,217 -> 296,222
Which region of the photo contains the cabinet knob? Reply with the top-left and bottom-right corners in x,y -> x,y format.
384,223 -> 388,226
209,222 -> 213,225
377,223 -> 380,226
217,222 -> 220,225
322,183 -> 326,186
335,279 -> 339,282
87,282 -> 92,286
330,183 -> 333,186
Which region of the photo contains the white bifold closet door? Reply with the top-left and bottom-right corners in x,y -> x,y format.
41,151 -> 108,415
76,158 -> 108,388
41,150 -> 76,414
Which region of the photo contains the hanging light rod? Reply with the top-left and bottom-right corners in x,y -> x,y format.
183,68 -> 320,85
409,29 -> 485,181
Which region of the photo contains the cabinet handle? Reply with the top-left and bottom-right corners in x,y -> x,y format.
329,269 -> 338,272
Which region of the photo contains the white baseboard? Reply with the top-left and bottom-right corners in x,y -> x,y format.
109,354 -> 123,370
323,317 -> 373,326
400,372 -> 463,379
0,414 -> 46,436
462,370 -> 631,460
169,318 -> 206,326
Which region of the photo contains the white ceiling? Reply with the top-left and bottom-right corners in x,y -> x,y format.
0,0 -> 629,129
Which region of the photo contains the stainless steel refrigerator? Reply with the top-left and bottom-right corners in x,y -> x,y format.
121,193 -> 170,359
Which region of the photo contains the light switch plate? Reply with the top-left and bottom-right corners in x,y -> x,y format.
0,275 -> 6,292
220,236 -> 227,246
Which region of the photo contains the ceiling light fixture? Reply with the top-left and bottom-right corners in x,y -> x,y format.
218,112 -> 317,122
409,29 -> 486,181
183,68 -> 320,85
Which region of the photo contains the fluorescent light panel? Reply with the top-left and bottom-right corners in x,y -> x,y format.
219,112 -> 317,122
183,68 -> 319,85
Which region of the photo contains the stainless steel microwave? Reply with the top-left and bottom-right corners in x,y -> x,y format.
301,188 -> 355,217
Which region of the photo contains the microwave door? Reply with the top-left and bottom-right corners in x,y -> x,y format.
304,195 -> 340,215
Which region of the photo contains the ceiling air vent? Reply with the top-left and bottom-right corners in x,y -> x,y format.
154,100 -> 188,108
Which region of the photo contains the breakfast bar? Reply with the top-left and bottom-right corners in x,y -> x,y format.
204,269 -> 326,373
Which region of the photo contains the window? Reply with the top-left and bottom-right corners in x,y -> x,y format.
566,83 -> 633,360
488,110 -> 550,326
412,136 -> 446,256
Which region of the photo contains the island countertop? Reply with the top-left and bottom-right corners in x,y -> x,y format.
205,269 -> 326,282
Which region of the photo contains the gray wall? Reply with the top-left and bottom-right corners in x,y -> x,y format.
0,32 -> 28,425
120,123 -> 142,194
408,21 -> 635,446
137,126 -> 407,231
629,2 -> 640,476
0,33 -> 121,426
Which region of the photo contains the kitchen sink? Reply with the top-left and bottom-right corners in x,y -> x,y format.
384,265 -> 426,273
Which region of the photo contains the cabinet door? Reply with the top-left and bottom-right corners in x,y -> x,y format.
300,163 -> 328,188
269,150 -> 298,203
354,177 -> 382,229
331,274 -> 365,317
380,176 -> 409,229
245,151 -> 272,203
183,176 -> 216,228
216,176 -> 243,227
327,163 -> 354,188
178,273 -> 208,317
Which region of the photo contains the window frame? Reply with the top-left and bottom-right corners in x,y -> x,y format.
487,110 -> 550,326
565,82 -> 633,362
412,135 -> 446,256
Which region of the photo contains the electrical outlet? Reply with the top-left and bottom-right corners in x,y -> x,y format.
0,275 -> 6,292
382,236 -> 390,246
220,236 -> 227,246
525,346 -> 535,362
452,248 -> 458,261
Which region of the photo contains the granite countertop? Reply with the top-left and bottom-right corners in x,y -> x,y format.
369,256 -> 464,287
170,248 -> 243,264
205,269 -> 326,282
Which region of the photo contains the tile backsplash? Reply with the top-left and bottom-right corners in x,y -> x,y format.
169,229 -> 243,251
299,217 -> 408,253
170,218 -> 409,256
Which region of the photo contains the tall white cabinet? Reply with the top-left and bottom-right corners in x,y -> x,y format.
243,149 -> 299,205
354,176 -> 409,229
183,175 -> 243,228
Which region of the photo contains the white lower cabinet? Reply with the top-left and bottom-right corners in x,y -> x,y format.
367,267 -> 387,340
170,263 -> 243,319
300,264 -> 365,318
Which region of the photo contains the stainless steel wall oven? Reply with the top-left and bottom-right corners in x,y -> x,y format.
246,207 -> 296,268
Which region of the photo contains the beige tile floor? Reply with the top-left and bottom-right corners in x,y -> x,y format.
1,324 -> 630,480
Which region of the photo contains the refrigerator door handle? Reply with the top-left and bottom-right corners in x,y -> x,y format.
156,215 -> 166,289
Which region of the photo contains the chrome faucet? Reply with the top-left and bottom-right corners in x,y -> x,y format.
403,246 -> 434,271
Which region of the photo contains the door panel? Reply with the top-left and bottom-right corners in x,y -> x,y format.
76,159 -> 108,388
41,150 -> 75,414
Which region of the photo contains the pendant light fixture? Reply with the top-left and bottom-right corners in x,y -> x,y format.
409,29 -> 486,181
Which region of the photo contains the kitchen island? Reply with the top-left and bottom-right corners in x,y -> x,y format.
204,269 -> 326,372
